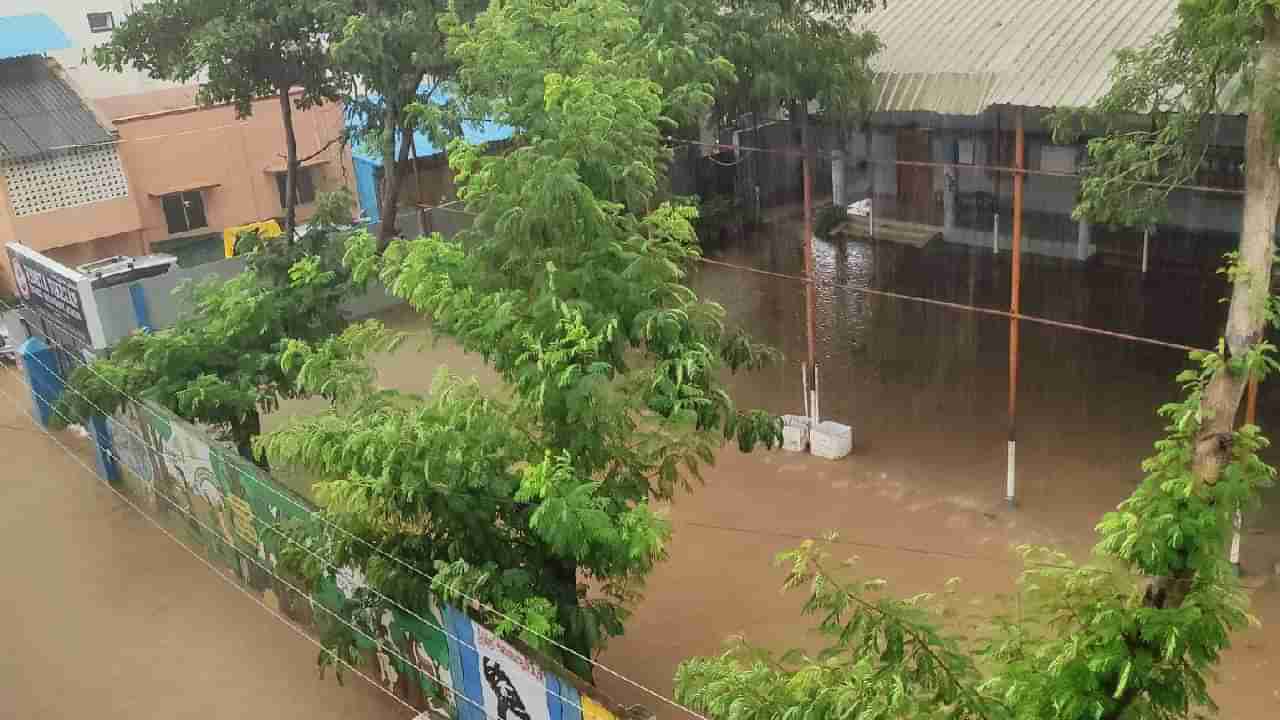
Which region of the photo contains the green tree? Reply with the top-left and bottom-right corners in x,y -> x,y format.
332,0 -> 482,248
678,3 -> 1280,718
55,192 -> 368,463
94,0 -> 341,238
258,0 -> 780,677
712,0 -> 882,209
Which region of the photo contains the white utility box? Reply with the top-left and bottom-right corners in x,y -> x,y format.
810,421 -> 853,460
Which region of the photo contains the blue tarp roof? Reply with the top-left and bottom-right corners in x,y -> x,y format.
0,14 -> 71,61
346,90 -> 513,167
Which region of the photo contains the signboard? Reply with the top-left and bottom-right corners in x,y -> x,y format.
475,624 -> 550,720
6,242 -> 107,353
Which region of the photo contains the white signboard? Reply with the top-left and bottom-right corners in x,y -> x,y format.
5,242 -> 108,350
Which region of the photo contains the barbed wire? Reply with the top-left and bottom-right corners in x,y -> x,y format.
0,318 -> 699,720
0,334 -> 594,716
2,363 -> 592,720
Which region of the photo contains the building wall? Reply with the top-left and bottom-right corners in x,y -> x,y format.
106,91 -> 356,254
837,109 -> 1248,263
7,1 -> 184,99
0,148 -> 144,292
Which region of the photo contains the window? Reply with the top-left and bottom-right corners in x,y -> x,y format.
275,168 -> 317,208
1197,147 -> 1245,190
1039,145 -> 1078,174
161,191 -> 208,234
954,139 -> 976,165
87,12 -> 114,33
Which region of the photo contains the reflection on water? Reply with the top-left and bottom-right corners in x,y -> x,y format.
695,218 -> 1280,537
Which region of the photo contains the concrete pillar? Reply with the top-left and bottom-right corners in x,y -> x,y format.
943,165 -> 958,240
831,149 -> 846,207
1076,219 -> 1091,261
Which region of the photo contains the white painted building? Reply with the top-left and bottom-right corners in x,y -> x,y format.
5,3 -> 183,98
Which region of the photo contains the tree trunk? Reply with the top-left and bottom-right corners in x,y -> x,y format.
1149,6 -> 1280,615
550,557 -> 594,680
377,109 -> 413,252
278,89 -> 300,244
233,409 -> 265,469
1193,10 -> 1280,486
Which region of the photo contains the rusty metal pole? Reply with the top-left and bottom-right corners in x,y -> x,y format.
1007,110 -> 1025,507
802,108 -> 819,424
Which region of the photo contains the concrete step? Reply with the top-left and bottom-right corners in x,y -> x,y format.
834,216 -> 942,248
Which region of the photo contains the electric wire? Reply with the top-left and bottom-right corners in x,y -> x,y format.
8,300 -> 1137,579
12,111 -> 1246,197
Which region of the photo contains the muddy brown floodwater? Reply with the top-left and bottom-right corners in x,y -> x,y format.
319,221 -> 1280,719
0,370 -> 406,720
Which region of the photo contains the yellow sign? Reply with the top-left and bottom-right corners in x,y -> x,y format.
226,493 -> 259,546
582,696 -> 616,720
223,219 -> 284,258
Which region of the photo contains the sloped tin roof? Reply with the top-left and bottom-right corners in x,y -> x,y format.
0,56 -> 113,160
857,0 -> 1179,114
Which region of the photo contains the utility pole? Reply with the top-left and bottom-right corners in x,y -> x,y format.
1007,110 -> 1025,507
801,106 -> 818,424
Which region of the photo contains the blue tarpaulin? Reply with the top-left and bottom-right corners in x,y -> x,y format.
0,14 -> 71,60
346,90 -> 513,222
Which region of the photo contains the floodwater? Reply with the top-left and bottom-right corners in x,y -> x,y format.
321,218 -> 1280,718
0,371 -> 406,720
176,213 -> 1280,717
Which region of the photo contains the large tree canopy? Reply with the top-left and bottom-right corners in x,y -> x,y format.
260,0 -> 780,678
55,192 -> 367,462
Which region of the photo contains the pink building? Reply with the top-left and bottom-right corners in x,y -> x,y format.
0,13 -> 354,291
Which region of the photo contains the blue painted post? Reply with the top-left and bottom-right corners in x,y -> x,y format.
445,604 -> 488,720
88,414 -> 121,483
18,336 -> 61,427
128,282 -> 151,332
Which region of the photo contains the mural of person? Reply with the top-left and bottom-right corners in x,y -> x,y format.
483,657 -> 533,720
376,608 -> 401,689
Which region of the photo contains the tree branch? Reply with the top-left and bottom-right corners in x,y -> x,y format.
278,134 -> 343,164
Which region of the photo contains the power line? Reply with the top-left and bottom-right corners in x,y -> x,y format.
413,207 -> 1208,354
694,256 -> 1206,353
8,301 -> 1135,579
13,113 -> 1246,198
662,135 -> 1249,196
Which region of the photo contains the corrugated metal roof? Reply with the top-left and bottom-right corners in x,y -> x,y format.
0,13 -> 71,61
856,0 -> 1178,114
0,56 -> 113,160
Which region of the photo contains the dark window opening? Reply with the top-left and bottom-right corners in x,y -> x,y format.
161,191 -> 208,234
87,12 -> 115,33
275,168 -> 317,208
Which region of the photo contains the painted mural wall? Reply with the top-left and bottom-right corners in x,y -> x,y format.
105,400 -> 632,720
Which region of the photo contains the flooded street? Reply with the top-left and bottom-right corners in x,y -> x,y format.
317,217 -> 1280,719
223,217 -> 1280,718
0,371 -> 405,720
